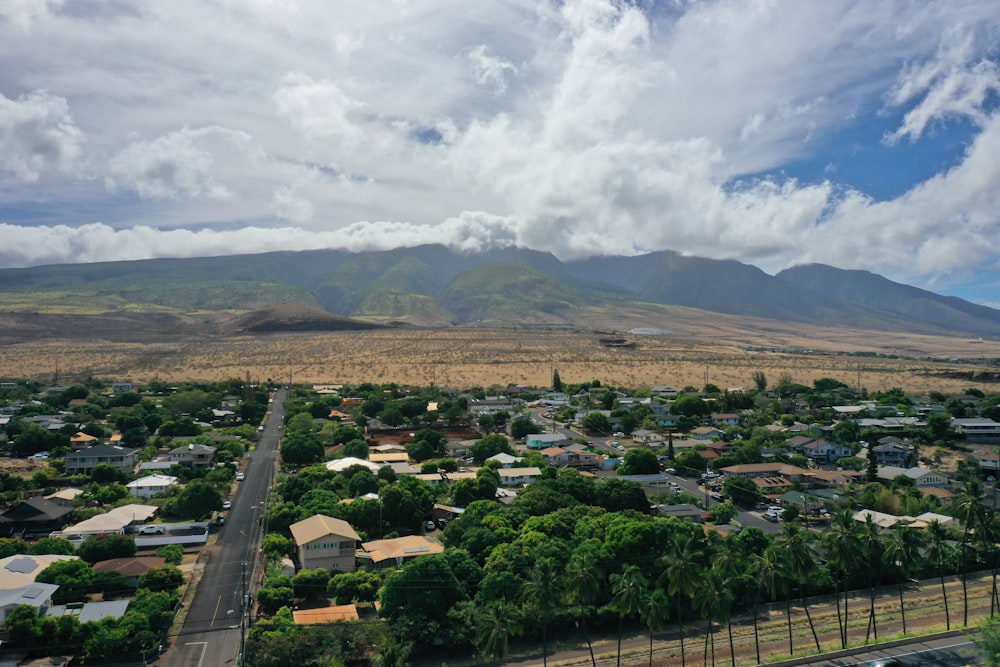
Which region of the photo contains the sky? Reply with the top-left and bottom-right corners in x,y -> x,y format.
2,0 -> 1000,305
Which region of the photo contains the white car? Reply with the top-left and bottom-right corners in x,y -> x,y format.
222,500 -> 232,510
613,432 -> 625,438
236,472 -> 245,481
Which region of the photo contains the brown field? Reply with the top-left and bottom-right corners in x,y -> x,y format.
2,309 -> 999,395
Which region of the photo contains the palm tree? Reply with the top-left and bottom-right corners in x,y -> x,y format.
521,557 -> 560,667
882,523 -> 926,635
955,478 -> 987,626
754,543 -> 791,657
370,634 -> 411,667
611,564 -> 648,667
563,553 -> 602,667
860,514 -> 885,642
775,522 -> 821,652
658,533 -> 704,667
925,519 -> 955,631
710,535 -> 745,667
476,601 -> 523,667
749,545 -> 778,664
639,587 -> 671,667
823,508 -> 863,648
693,571 -> 733,667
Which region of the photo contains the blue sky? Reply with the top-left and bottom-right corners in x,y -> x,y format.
1,1 -> 1000,306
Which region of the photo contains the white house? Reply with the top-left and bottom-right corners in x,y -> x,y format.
497,467 -> 542,486
125,475 -> 179,499
877,465 -> 949,487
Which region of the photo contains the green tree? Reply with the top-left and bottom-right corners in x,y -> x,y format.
882,523 -> 926,635
972,615 -> 1000,667
155,544 -> 184,565
138,564 -> 184,592
406,439 -> 436,462
28,536 -> 75,556
618,448 -> 658,475
708,502 -> 738,525
371,633 -> 412,667
36,559 -> 94,604
610,565 -> 648,667
169,478 -> 224,519
639,587 -> 670,667
280,431 -> 324,465
824,508 -> 863,648
510,416 -> 541,440
659,533 -> 703,667
866,445 -> 878,483
262,534 -> 292,562
563,553 -> 601,667
582,412 -> 610,434
476,601 -> 522,667
470,434 -> 514,463
722,476 -> 761,506
672,394 -> 709,418
343,438 -> 369,459
328,570 -> 380,605
521,558 -> 560,667
776,522 -> 820,652
832,420 -> 860,446
552,369 -> 562,391
77,534 -> 137,563
751,371 -> 767,392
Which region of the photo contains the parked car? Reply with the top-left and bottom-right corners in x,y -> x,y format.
236,472 -> 245,481
138,525 -> 165,535
222,500 -> 232,510
28,452 -> 49,460
763,512 -> 779,523
425,520 -> 436,531
755,502 -> 770,510
613,432 -> 625,438
664,467 -> 676,474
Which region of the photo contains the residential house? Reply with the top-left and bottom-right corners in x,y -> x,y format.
720,463 -> 812,483
293,603 -> 360,625
872,437 -> 914,467
69,432 -> 99,449
289,514 -> 361,572
497,467 -> 542,486
168,443 -> 217,468
485,452 -> 522,468
325,457 -> 380,474
653,504 -> 703,521
539,446 -> 598,469
361,535 -> 445,568
63,444 -> 137,476
526,434 -> 570,450
0,583 -> 58,624
0,555 -> 78,590
979,453 -> 1000,472
651,386 -> 678,398
799,439 -> 852,464
876,465 -> 949,487
953,418 -> 1000,443
631,429 -> 665,446
44,488 -> 83,508
92,556 -> 165,587
540,392 -> 570,405
690,426 -> 725,441
0,497 -> 74,535
369,452 -> 409,465
125,474 -> 179,499
46,599 -> 130,623
710,413 -> 742,427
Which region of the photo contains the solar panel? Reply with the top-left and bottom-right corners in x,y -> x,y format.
22,586 -> 43,599
402,546 -> 430,554
5,557 -> 36,574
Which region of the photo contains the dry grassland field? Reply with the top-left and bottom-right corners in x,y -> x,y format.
2,315 -> 999,394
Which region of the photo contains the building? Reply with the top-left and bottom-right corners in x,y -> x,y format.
0,583 -> 58,624
167,443 -> 217,468
361,535 -> 445,568
876,465 -> 949,487
525,434 -> 570,450
125,474 -> 179,499
63,444 -> 138,476
630,429 -> 665,445
485,452 -> 522,468
953,418 -> 1000,443
872,437 -> 914,467
799,439 -> 853,464
497,467 -> 542,486
289,514 -> 360,572
0,497 -> 75,535
92,556 -> 166,587
0,555 -> 78,590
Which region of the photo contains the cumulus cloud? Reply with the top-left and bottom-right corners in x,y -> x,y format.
106,126 -> 258,200
4,0 -> 1000,300
0,0 -> 63,32
884,27 -> 1000,143
468,45 -> 518,94
0,89 -> 84,182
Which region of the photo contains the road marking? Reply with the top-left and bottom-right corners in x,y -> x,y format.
185,641 -> 208,667
211,594 -> 221,627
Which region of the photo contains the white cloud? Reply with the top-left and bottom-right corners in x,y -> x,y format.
0,0 -> 63,32
0,88 -> 83,182
106,126 -> 258,200
468,45 -> 518,94
884,27 -> 1000,143
2,0 -> 1000,300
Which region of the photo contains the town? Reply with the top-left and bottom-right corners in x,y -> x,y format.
1,373 -> 999,666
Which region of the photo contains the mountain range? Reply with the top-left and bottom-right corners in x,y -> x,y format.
1,245 -> 998,338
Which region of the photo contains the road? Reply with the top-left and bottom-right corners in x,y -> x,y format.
789,634 -> 979,666
168,388 -> 284,667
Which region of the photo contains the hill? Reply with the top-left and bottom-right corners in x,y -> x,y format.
0,245 -> 998,338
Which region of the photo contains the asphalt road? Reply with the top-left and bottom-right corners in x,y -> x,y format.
788,634 -> 979,666
168,388 -> 284,667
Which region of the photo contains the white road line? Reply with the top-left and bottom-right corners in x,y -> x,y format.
185,641 -> 208,667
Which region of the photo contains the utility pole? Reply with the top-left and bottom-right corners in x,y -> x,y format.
240,560 -> 247,666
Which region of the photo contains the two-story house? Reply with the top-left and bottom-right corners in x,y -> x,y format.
64,444 -> 138,476
168,443 -> 217,469
289,514 -> 361,572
